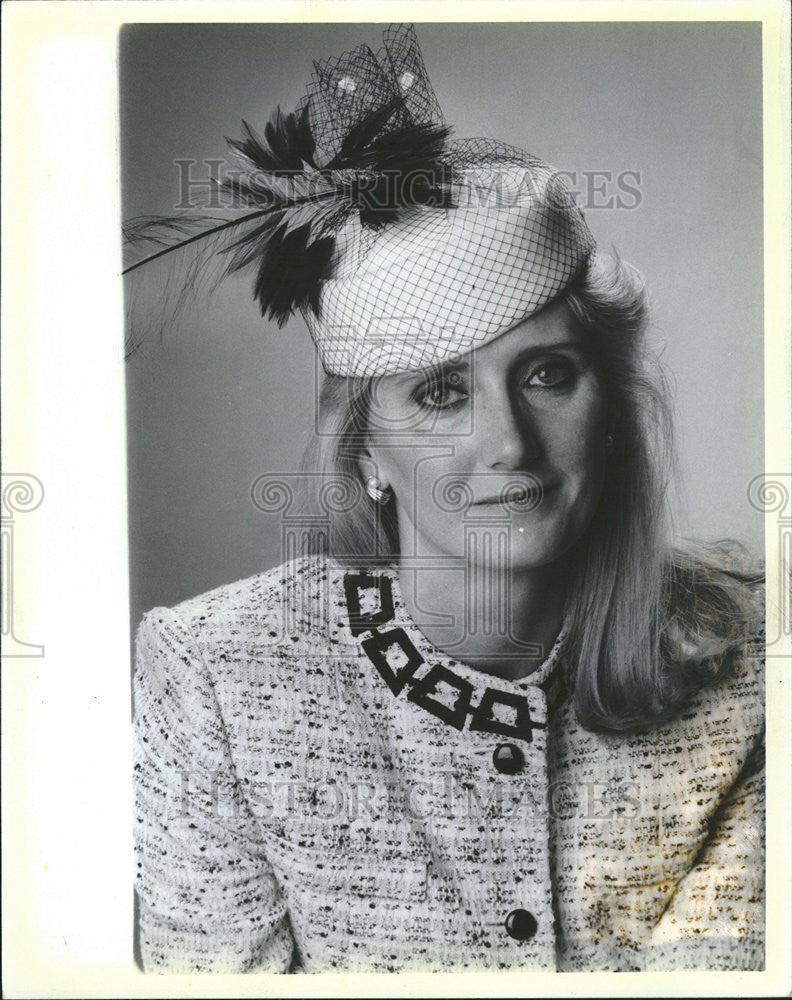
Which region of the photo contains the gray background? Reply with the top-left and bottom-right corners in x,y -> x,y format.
121,22 -> 764,632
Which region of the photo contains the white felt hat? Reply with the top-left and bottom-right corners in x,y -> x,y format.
304,161 -> 595,376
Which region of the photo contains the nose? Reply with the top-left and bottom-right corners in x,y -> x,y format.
475,388 -> 540,470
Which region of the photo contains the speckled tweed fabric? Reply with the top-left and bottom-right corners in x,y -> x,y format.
133,556 -> 765,973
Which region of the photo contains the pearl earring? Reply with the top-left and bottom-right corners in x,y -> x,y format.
366,476 -> 391,504
605,434 -> 614,449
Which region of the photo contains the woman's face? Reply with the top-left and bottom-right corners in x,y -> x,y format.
363,298 -> 610,573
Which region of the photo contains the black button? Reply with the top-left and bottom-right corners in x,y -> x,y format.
492,742 -> 524,774
504,908 -> 537,941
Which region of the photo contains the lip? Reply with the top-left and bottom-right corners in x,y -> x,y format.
472,483 -> 551,506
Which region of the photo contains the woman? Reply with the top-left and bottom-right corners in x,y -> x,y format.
130,24 -> 764,973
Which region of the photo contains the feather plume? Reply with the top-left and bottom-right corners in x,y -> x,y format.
229,104 -> 317,173
122,92 -> 455,355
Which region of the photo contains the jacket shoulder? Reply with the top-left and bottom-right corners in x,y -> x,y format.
138,555 -> 352,661
174,554 -> 330,619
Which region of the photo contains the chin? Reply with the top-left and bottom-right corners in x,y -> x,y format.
506,538 -> 572,572
462,506 -> 593,570
450,524 -> 563,572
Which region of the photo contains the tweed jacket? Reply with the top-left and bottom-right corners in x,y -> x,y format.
133,555 -> 765,974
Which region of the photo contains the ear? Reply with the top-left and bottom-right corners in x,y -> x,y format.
356,442 -> 390,490
357,448 -> 374,483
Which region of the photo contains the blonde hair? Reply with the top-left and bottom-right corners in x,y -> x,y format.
299,251 -> 762,732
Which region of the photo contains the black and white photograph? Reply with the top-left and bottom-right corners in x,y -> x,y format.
122,18 -> 769,974
3,3 -> 791,995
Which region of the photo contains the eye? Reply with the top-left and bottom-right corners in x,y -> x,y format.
522,359 -> 576,389
412,371 -> 468,411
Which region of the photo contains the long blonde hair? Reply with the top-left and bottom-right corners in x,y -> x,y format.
299,252 -> 762,732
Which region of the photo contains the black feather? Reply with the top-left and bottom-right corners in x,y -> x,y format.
250,224 -> 335,326
263,104 -> 317,170
227,119 -> 286,173
363,121 -> 452,173
223,213 -> 287,271
123,89 -> 456,344
328,96 -> 403,168
290,102 -> 318,168
122,211 -> 271,274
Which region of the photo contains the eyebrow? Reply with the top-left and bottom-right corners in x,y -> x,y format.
392,359 -> 470,385
512,340 -> 585,362
396,340 -> 586,384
